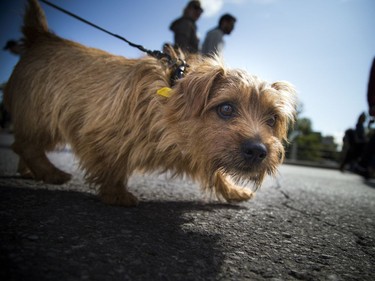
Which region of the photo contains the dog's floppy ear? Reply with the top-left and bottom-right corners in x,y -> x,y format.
271,81 -> 298,140
175,65 -> 224,119
271,81 -> 297,121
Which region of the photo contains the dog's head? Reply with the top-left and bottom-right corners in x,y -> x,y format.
162,56 -> 297,186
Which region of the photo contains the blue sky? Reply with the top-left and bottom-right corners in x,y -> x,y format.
1,0 -> 374,142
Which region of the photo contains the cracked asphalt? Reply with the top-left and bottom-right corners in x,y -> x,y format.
0,132 -> 374,281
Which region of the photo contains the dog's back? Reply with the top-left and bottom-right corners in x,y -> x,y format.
5,0 -> 143,138
4,0 -> 173,195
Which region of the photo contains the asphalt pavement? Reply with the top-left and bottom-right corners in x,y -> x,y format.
0,132 -> 374,281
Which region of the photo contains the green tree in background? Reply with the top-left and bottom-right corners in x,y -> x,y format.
286,105 -> 339,163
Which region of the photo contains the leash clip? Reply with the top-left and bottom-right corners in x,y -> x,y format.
170,59 -> 188,86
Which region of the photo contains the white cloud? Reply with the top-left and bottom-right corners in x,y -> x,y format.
249,0 -> 277,4
200,0 -> 276,18
200,0 -> 224,17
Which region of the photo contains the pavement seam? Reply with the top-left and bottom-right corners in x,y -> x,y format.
275,186 -> 375,262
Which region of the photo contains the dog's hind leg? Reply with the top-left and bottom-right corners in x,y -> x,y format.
11,141 -> 72,184
213,171 -> 254,203
17,157 -> 35,179
98,181 -> 139,207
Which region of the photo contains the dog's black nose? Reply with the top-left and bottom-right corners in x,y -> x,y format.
241,141 -> 267,164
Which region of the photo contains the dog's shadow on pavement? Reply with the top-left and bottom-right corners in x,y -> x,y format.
0,185 -> 240,280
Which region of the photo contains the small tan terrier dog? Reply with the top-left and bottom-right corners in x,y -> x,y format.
5,0 -> 297,207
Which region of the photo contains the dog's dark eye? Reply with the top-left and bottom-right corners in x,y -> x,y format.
266,115 -> 277,127
217,104 -> 235,119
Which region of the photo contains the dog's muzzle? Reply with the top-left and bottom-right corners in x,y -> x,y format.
241,141 -> 268,165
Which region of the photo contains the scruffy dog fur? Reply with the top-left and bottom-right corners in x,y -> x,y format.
5,0 -> 297,206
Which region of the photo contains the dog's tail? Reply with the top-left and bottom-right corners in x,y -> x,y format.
22,0 -> 49,46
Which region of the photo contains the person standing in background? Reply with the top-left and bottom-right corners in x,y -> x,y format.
201,13 -> 236,56
169,1 -> 203,54
1,39 -> 25,130
367,57 -> 375,117
355,57 -> 375,179
3,39 -> 25,56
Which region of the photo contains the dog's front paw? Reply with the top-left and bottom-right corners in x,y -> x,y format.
100,191 -> 139,207
213,172 -> 254,203
223,187 -> 254,203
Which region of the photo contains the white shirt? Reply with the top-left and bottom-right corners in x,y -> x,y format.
201,28 -> 224,56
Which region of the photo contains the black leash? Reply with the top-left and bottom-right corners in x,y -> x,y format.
39,0 -> 187,85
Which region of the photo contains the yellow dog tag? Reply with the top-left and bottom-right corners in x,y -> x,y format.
157,87 -> 173,98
